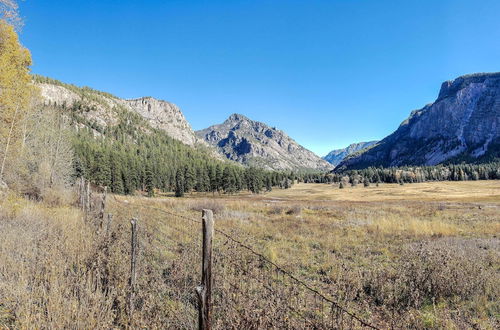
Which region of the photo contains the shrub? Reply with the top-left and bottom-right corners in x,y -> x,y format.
41,186 -> 76,207
189,199 -> 225,215
285,205 -> 302,215
268,205 -> 285,215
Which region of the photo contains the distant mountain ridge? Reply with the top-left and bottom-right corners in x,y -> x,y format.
323,141 -> 378,167
196,114 -> 333,171
337,72 -> 500,170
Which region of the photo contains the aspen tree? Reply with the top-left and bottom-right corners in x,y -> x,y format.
0,19 -> 34,181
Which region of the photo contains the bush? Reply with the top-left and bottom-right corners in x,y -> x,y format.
285,205 -> 302,215
268,204 -> 302,216
189,199 -> 225,215
268,205 -> 285,215
41,186 -> 76,207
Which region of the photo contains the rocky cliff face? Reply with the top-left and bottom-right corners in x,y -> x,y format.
38,82 -> 201,146
122,97 -> 198,145
337,72 -> 500,170
196,114 -> 333,171
323,141 -> 378,167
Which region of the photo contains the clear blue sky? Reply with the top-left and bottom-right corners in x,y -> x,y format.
19,0 -> 500,156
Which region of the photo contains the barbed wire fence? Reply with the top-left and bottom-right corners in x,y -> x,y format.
78,182 -> 380,329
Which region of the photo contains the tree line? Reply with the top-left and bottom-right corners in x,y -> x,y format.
300,162 -> 500,186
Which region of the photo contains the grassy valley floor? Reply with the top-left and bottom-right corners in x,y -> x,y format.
1,181 -> 499,328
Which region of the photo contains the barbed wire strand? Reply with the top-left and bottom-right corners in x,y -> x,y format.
111,196 -> 380,329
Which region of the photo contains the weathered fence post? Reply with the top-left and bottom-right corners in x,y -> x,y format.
79,177 -> 84,210
106,213 -> 113,236
99,186 -> 107,227
86,181 -> 91,214
129,217 -> 138,320
196,209 -> 214,330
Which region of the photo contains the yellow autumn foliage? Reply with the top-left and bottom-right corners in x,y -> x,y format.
0,19 -> 35,180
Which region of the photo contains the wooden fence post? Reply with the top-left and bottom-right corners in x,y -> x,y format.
99,186 -> 107,227
86,181 -> 91,214
106,213 -> 113,236
196,209 -> 214,330
129,217 -> 138,319
79,177 -> 84,210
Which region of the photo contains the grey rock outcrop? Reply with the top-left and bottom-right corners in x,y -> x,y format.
122,97 -> 198,146
337,72 -> 500,170
196,114 -> 334,171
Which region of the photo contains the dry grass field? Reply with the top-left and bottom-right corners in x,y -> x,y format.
1,181 -> 499,328
261,181 -> 500,202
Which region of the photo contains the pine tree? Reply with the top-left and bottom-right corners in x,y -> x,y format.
110,152 -> 124,194
145,165 -> 154,197
93,151 -> 111,187
215,164 -> 223,193
222,167 -> 235,193
265,176 -> 272,192
175,168 -> 185,197
184,165 -> 195,193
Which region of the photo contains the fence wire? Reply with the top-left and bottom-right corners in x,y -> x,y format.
110,196 -> 379,329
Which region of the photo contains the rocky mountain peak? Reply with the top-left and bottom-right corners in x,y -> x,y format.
197,114 -> 333,171
437,72 -> 500,101
226,113 -> 250,123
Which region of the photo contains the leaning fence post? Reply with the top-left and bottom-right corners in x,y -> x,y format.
129,217 -> 138,320
196,209 -> 214,330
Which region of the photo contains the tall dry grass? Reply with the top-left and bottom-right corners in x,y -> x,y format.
1,181 -> 499,328
0,192 -> 115,328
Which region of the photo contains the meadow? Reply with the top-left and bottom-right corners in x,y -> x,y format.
0,181 -> 499,328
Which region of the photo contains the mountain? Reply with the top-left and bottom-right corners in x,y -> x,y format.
34,76 -> 292,196
196,114 -> 333,171
38,78 -> 203,147
337,72 -> 500,171
323,141 -> 378,167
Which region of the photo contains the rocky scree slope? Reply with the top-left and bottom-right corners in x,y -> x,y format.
337,72 -> 500,170
196,114 -> 334,171
323,141 -> 378,167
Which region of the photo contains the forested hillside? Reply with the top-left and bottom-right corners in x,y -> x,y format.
34,76 -> 293,196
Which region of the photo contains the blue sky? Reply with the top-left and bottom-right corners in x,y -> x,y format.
19,0 -> 500,156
